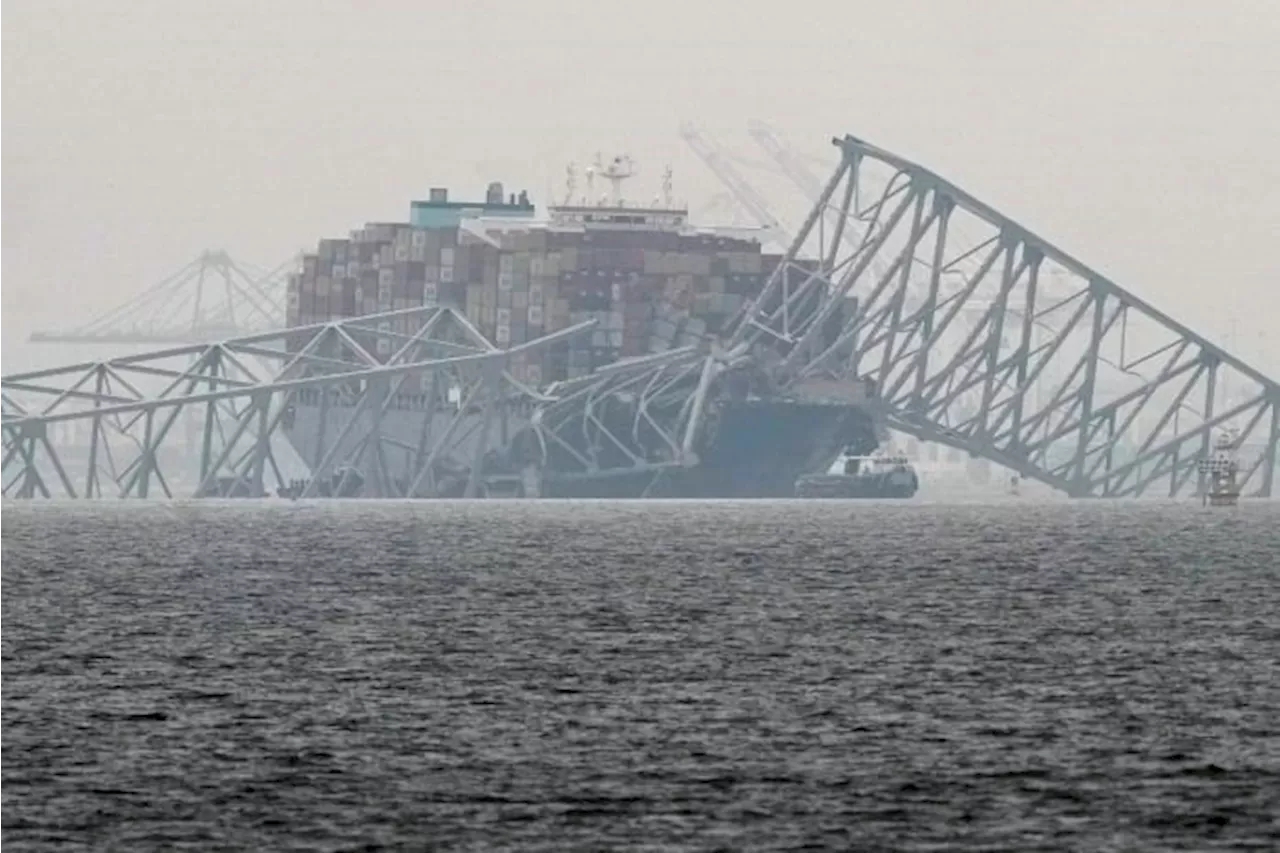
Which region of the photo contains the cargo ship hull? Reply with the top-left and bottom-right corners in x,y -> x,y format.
539,400 -> 878,499
280,397 -> 881,500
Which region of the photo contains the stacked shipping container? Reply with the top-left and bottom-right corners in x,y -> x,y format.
455,227 -> 778,383
288,206 -> 809,389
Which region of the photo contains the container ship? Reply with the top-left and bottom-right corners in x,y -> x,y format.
281,158 -> 911,499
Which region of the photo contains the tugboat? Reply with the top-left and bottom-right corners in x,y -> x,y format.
794,449 -> 919,499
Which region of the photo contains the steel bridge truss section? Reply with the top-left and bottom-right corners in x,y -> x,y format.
2,307 -> 594,499
524,344 -> 742,490
730,134 -> 1279,498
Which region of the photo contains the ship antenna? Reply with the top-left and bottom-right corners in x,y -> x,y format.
662,164 -> 673,208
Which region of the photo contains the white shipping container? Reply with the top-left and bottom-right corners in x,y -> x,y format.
409,244 -> 426,262
441,247 -> 455,267
376,338 -> 392,357
498,272 -> 513,291
528,305 -> 544,325
424,282 -> 438,302
332,264 -> 346,279
441,266 -> 454,283
529,282 -> 543,304
411,229 -> 428,247
496,308 -> 512,325
394,244 -> 409,262
496,324 -> 511,345
530,257 -> 544,276
499,254 -> 514,273
378,268 -> 394,286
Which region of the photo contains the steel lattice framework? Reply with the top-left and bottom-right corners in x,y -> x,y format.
4,132 -> 1276,500
3,307 -> 592,499
731,134 -> 1278,497
518,132 -> 1278,499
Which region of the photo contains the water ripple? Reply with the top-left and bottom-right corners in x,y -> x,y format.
3,499 -> 1279,851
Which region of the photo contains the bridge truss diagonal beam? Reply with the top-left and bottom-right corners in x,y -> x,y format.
3,306 -> 596,499
730,133 -> 1279,498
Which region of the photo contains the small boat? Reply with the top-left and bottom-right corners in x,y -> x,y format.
794,451 -> 919,499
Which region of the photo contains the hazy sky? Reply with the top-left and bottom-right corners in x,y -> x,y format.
4,0 -> 1278,371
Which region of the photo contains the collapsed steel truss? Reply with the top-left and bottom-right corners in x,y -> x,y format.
523,343 -> 746,493
730,134 -> 1277,497
3,307 -> 591,499
5,132 -> 1276,500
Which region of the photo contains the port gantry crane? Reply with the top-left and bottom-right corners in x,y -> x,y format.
27,250 -> 292,346
679,123 -> 792,246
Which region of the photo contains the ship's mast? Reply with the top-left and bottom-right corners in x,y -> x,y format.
564,162 -> 577,206
596,154 -> 636,206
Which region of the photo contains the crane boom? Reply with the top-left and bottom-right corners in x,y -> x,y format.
679,123 -> 791,244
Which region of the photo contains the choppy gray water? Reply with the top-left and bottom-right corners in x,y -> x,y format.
3,499 -> 1279,851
